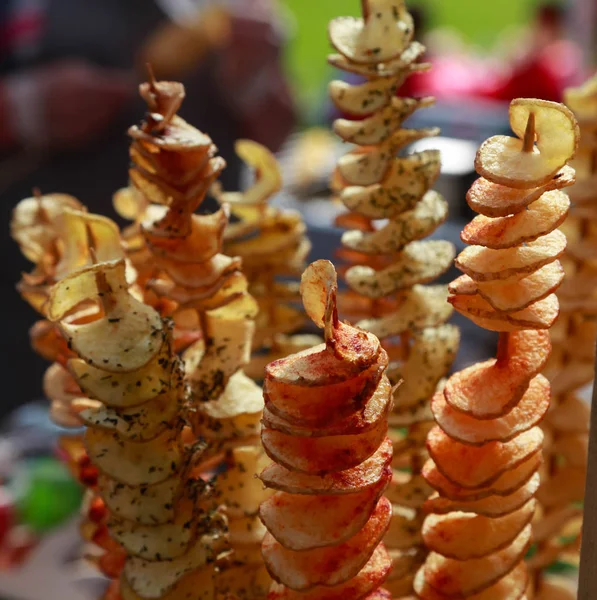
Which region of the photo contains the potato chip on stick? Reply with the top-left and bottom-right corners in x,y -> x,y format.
417,98 -> 579,600
47,258 -> 227,600
327,2 -> 458,593
126,74 -> 271,598
212,139 -> 319,381
259,259 -> 393,599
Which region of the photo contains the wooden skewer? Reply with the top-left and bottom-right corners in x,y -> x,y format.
361,0 -> 370,21
522,113 -> 536,153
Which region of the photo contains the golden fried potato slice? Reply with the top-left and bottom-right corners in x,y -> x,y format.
85,427 -> 181,485
466,167 -> 575,217
68,342 -> 175,408
121,568 -> 215,600
423,453 -> 542,502
424,473 -> 540,518
334,97 -> 433,145
346,240 -> 454,299
455,229 -> 566,282
461,190 -> 569,249
113,186 -> 147,221
384,504 -> 423,550
262,416 -> 387,475
267,544 -> 392,600
432,375 -> 549,445
357,284 -> 452,339
263,497 -> 391,589
216,563 -> 271,600
388,397 -> 433,428
342,191 -> 447,254
423,500 -> 535,561
74,391 -> 180,442
392,326 -> 459,411
153,253 -> 241,289
329,77 -> 398,116
328,0 -> 413,64
509,98 -> 579,164
443,329 -> 550,418
450,292 -> 559,330
427,426 -> 543,489
100,474 -> 182,525
414,561 -> 528,600
260,470 -> 390,551
123,526 -> 226,599
457,262 -> 564,313
259,437 -> 392,495
423,525 -> 530,597
536,466 -> 586,508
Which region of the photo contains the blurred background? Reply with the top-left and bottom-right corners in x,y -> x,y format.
0,1 -> 595,594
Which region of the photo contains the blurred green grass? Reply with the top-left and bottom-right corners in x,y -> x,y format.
281,0 -> 537,118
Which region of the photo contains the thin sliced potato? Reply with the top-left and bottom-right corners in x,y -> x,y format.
432,375 -> 549,445
466,167 -> 575,217
424,473 -> 540,518
384,504 -> 423,550
329,77 -> 398,116
262,497 -> 391,590
346,240 -> 454,299
385,472 -> 433,510
461,190 -> 569,249
422,500 -> 535,560
121,568 -> 215,600
259,437 -> 392,495
423,525 -> 531,597
455,229 -> 566,282
260,471 -> 390,551
427,426 -> 543,489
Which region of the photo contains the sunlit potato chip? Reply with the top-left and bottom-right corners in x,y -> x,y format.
123,526 -> 226,599
68,342 -> 175,408
267,543 -> 391,600
334,97 -> 433,145
342,191 -> 447,254
536,466 -> 586,509
532,505 -> 582,545
466,167 -> 575,218
113,186 -> 148,221
423,500 -> 535,561
11,193 -> 83,263
85,426 -> 181,485
153,253 -> 241,289
260,471 -> 389,551
329,77 -> 398,117
509,98 -> 579,163
262,497 -> 391,590
423,525 -> 530,597
262,375 -> 391,438
461,190 -> 569,249
262,419 -> 387,475
423,453 -> 542,502
259,437 -> 392,495
109,500 -> 196,560
100,474 -> 182,525
414,561 -> 528,600
455,229 -> 566,282
450,292 -> 559,330
346,240 -> 454,299
427,426 -> 543,489
392,325 -> 459,412
299,258 -> 339,329
424,473 -> 540,519
120,568 -> 215,600
328,0 -> 413,64
432,375 -> 549,445
452,262 -> 565,313
216,446 -> 272,518
73,391 -> 180,442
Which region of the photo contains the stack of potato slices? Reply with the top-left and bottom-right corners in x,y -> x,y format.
524,76 -> 597,598
47,258 -> 227,600
327,1 -> 459,593
259,259 -> 393,599
126,76 -> 271,598
213,139 -> 318,381
416,99 -> 579,599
